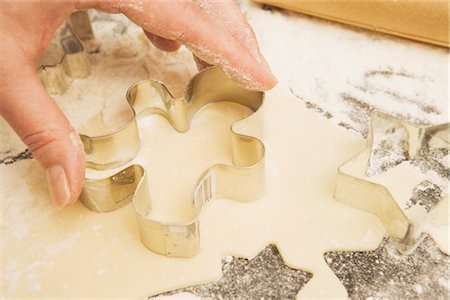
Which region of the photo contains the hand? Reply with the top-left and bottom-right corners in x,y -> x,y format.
0,0 -> 276,207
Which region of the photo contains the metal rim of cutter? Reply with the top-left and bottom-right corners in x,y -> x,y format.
38,11 -> 266,258
37,11 -> 93,94
334,110 -> 449,254
79,67 -> 265,258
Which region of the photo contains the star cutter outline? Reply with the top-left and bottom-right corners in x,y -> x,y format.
334,110 -> 449,254
38,12 -> 265,258
324,235 -> 450,299
149,244 -> 313,299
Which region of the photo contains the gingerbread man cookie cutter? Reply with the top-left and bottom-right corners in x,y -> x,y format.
39,12 -> 265,258
335,110 -> 449,254
80,67 -> 265,258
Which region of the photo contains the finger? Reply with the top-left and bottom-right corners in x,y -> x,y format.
0,66 -> 85,207
196,0 -> 262,61
144,31 -> 181,52
196,0 -> 276,87
88,1 -> 277,90
146,2 -> 277,90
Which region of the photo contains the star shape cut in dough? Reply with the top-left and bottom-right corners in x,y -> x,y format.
150,244 -> 313,299
324,235 -> 450,299
335,110 -> 449,254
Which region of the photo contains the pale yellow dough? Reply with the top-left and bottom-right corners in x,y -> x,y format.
2,6 -> 449,299
2,87 -> 448,299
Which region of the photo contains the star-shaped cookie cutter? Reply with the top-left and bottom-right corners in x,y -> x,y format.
334,110 -> 449,254
39,12 -> 265,258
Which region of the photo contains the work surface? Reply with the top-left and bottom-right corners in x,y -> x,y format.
1,2 -> 449,299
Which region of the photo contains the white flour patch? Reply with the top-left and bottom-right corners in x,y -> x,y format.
242,2 -> 449,137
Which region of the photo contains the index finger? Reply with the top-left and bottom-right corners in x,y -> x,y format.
81,0 -> 277,90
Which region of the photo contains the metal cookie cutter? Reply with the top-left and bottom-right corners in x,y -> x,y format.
334,110 -> 449,254
79,67 -> 265,258
38,11 -> 93,94
38,11 -> 265,257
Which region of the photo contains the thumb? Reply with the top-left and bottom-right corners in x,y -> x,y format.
0,66 -> 85,206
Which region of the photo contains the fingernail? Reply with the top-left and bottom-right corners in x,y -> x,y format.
258,53 -> 278,84
46,165 -> 71,207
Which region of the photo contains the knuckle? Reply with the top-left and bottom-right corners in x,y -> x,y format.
22,128 -> 62,156
176,30 -> 188,41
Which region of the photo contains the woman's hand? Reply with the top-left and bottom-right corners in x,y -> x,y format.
0,0 -> 276,206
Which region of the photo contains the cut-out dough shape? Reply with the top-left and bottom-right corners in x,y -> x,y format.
324,235 -> 450,299
151,244 -> 313,299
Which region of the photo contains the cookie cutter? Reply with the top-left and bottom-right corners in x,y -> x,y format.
79,67 -> 265,257
334,110 -> 449,254
38,11 -> 265,258
38,11 -> 92,94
